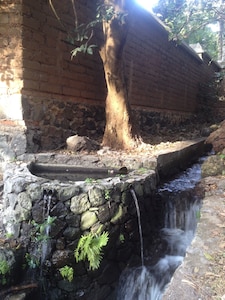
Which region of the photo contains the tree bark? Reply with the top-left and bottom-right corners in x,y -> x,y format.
99,0 -> 142,150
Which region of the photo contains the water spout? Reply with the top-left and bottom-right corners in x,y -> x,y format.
130,186 -> 144,266
40,189 -> 56,266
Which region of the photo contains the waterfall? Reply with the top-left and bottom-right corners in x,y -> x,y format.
117,160 -> 203,300
130,186 -> 144,266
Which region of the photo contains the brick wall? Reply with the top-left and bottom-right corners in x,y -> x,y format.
21,0 -> 106,103
0,0 -> 221,151
124,9 -> 220,113
0,0 -> 24,120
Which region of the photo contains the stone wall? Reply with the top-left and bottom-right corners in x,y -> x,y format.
2,160 -> 159,299
0,0 -> 221,152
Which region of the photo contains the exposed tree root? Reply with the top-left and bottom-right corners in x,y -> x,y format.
0,282 -> 38,298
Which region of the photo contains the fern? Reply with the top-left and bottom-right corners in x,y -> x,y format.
74,231 -> 109,270
59,265 -> 74,282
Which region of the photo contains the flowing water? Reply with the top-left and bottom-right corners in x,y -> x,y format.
117,159 -> 203,300
41,190 -> 53,266
130,187 -> 144,266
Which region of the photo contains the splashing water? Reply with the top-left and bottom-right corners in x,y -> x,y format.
117,266 -> 161,300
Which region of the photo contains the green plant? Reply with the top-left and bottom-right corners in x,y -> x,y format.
5,232 -> 13,239
0,259 -> 10,285
25,252 -> 39,269
84,178 -> 97,184
74,231 -> 109,270
59,265 -> 74,282
119,233 -> 125,243
32,216 -> 56,242
104,190 -> 111,200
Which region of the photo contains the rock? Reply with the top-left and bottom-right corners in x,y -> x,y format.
51,250 -> 74,268
81,211 -> 98,230
98,202 -> 117,223
70,193 -> 90,214
66,135 -> 100,152
63,227 -> 80,240
205,120 -> 225,153
201,155 -> 225,177
88,186 -> 106,207
15,192 -> 32,221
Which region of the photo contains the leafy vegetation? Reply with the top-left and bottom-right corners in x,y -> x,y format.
74,231 -> 109,270
119,233 -> 125,243
104,189 -> 111,200
0,259 -> 10,285
31,216 -> 56,243
59,265 -> 74,282
153,0 -> 224,60
84,178 -> 97,184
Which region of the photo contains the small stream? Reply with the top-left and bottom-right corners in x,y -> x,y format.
117,158 -> 204,300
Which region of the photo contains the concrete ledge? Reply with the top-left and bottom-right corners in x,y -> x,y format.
157,138 -> 209,179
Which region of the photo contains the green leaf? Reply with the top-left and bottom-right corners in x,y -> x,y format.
59,265 -> 74,282
74,232 -> 109,270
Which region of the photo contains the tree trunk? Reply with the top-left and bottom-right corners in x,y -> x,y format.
99,1 -> 142,150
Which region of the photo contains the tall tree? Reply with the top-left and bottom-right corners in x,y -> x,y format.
98,0 -> 141,149
153,0 -> 225,62
50,0 -> 142,150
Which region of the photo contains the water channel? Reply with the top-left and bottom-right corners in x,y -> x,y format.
117,158 -> 204,300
